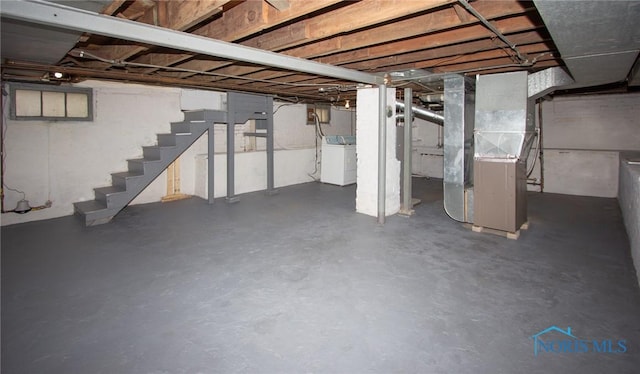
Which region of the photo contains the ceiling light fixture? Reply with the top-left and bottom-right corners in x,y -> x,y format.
344,100 -> 350,109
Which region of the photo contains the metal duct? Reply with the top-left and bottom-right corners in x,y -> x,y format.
443,74 -> 475,223
528,67 -> 574,101
395,101 -> 444,125
533,0 -> 640,88
474,71 -> 533,160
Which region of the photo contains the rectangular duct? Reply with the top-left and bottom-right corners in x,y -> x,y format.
474,71 -> 534,160
443,74 -> 475,222
528,67 -> 574,101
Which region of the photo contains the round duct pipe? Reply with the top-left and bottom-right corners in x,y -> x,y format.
395,101 -> 444,125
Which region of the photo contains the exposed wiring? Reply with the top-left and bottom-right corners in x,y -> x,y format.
307,112 -> 325,181
527,128 -> 541,177
0,81 -> 52,213
0,82 -> 29,208
458,0 -> 528,64
273,102 -> 299,115
77,50 -> 344,88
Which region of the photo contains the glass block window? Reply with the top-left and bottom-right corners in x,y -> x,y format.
10,83 -> 93,121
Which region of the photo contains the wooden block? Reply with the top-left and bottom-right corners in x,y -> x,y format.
506,230 -> 520,240
161,193 -> 191,203
521,221 -> 529,230
471,225 -> 520,240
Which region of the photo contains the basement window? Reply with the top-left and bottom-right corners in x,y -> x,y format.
9,83 -> 93,121
307,103 -> 331,125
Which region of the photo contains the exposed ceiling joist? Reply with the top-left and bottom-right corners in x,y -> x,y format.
0,0 -> 383,85
5,0 -> 613,101
264,0 -> 290,11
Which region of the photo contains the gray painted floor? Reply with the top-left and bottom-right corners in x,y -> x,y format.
2,178 -> 640,374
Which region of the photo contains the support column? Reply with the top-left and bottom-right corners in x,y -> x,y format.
400,87 -> 414,215
377,84 -> 388,224
226,99 -> 239,203
207,124 -> 215,204
265,96 -> 278,195
355,86 -> 400,220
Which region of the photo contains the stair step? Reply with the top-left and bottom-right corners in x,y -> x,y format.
183,109 -> 227,123
127,158 -> 162,173
95,185 -> 126,194
74,199 -> 107,214
111,171 -> 144,188
170,122 -> 193,134
158,132 -> 198,147
142,145 -> 175,160
94,186 -> 128,207
157,133 -> 177,146
73,199 -> 117,226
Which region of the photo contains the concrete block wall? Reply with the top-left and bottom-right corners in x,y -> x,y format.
532,92 -> 640,197
619,153 -> 640,288
1,81 -> 354,226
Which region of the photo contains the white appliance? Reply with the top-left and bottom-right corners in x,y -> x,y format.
321,136 -> 356,186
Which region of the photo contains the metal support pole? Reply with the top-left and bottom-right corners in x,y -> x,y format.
207,124 -> 215,204
226,98 -> 238,203
400,87 -> 414,215
377,84 -> 387,225
265,96 -> 278,195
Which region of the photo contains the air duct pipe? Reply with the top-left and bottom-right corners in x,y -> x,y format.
443,74 -> 475,223
395,101 -> 444,125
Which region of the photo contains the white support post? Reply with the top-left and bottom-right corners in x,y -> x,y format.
356,87 -> 400,220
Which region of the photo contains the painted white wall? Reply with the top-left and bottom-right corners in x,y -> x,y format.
1,81 -> 355,226
525,93 -> 640,197
194,148 -> 317,199
543,93 -> 640,150
543,150 -> 620,197
2,81 -> 183,226
355,87 -> 400,217
412,117 -> 444,179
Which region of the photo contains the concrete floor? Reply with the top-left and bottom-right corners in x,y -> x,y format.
2,178 -> 639,373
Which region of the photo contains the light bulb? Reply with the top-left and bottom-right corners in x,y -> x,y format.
345,100 -> 350,109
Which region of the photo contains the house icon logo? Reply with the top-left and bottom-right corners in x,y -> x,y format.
530,325 -> 627,356
530,326 -> 577,356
